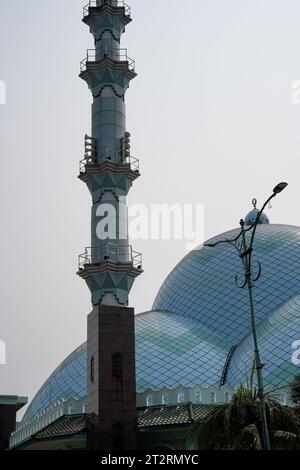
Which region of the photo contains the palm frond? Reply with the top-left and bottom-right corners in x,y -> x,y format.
190,404 -> 228,450
266,397 -> 299,434
233,424 -> 262,450
290,374 -> 300,404
273,430 -> 300,450
191,383 -> 300,450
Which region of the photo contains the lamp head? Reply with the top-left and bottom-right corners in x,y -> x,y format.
273,182 -> 288,194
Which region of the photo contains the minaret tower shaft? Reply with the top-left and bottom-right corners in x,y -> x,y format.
78,0 -> 142,450
78,0 -> 142,307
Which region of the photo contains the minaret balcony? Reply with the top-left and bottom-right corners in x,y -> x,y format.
79,144 -> 140,185
83,0 -> 132,20
78,243 -> 143,277
80,48 -> 135,74
79,155 -> 140,175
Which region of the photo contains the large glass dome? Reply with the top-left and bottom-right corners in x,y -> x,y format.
154,224 -> 300,344
23,223 -> 300,423
154,223 -> 300,390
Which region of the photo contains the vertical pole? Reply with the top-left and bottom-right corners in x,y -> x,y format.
240,220 -> 271,450
247,279 -> 271,450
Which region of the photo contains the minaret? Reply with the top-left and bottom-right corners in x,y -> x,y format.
77,0 -> 142,450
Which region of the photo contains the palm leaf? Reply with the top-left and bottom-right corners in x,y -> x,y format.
273,430 -> 300,450
266,397 -> 299,434
191,383 -> 300,450
190,405 -> 229,450
233,424 -> 262,450
290,374 -> 300,404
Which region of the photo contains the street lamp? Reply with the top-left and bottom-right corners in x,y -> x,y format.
205,182 -> 288,450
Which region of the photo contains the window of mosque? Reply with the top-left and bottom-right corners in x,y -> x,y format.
225,392 -> 230,403
90,356 -> 95,383
83,403 -> 87,413
146,395 -> 154,407
112,352 -> 123,380
178,391 -> 185,403
162,393 -> 169,405
194,391 -> 202,403
210,391 -> 216,403
68,405 -> 73,415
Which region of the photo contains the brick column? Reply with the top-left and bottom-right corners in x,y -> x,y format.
87,305 -> 137,450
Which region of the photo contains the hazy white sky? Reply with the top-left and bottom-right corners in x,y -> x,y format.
1,0 -> 300,416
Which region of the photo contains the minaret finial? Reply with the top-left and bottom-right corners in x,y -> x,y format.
245,198 -> 270,225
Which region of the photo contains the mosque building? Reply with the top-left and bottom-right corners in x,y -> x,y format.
3,0 -> 300,451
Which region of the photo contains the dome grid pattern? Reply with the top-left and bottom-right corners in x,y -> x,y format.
135,311 -> 229,393
154,225 -> 300,345
227,295 -> 300,388
23,344 -> 87,423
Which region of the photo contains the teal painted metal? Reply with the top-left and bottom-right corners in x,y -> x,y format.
78,0 -> 142,305
85,270 -> 137,305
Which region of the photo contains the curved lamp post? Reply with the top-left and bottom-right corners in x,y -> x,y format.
205,182 -> 288,450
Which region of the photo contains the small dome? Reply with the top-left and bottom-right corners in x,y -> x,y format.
244,209 -> 270,226
244,198 -> 269,225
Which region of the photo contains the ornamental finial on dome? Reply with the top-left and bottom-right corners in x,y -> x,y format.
244,198 -> 270,226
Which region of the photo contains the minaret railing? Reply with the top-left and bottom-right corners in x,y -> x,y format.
80,48 -> 135,73
78,244 -> 143,271
83,0 -> 131,18
79,144 -> 140,173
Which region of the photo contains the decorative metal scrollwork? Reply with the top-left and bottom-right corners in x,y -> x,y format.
235,260 -> 261,289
